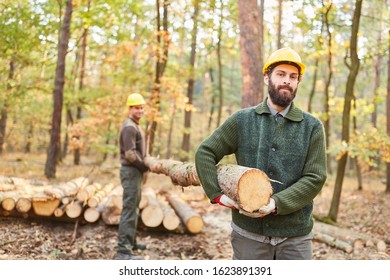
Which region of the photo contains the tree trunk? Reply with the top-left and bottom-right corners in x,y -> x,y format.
45,0 -> 73,178
144,157 -> 274,212
216,0 -> 224,127
167,194 -> 204,234
276,0 -> 283,49
352,98 -> 363,190
258,0 -> 265,101
323,2 -> 334,175
74,9 -> 89,165
146,0 -> 170,155
181,0 -> 199,161
238,0 -> 262,107
0,60 -> 14,154
207,67 -> 217,131
386,29 -> 390,193
328,0 -> 362,222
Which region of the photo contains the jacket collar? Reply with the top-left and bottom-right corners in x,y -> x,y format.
255,97 -> 304,122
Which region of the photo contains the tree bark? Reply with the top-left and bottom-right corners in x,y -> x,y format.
144,157 -> 274,212
323,1 -> 334,174
45,0 -> 73,178
76,182 -> 102,202
146,0 -> 170,155
167,194 -> 204,234
328,0 -> 362,222
141,187 -> 164,228
276,0 -> 283,49
238,0 -> 262,107
387,29 -> 390,193
181,0 -> 199,161
87,183 -> 115,208
216,0 -> 224,127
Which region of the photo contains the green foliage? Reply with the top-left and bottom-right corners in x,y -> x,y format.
0,0 -> 388,185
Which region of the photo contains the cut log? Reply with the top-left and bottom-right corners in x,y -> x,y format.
139,193 -> 148,210
65,200 -> 83,218
314,221 -> 387,252
76,182 -> 102,202
167,194 -> 204,234
144,157 -> 274,212
1,197 -> 16,211
54,204 -> 67,218
313,231 -> 353,253
0,184 -> 17,192
141,187 -> 164,228
83,207 -> 100,223
101,185 -> 123,225
44,177 -> 90,199
158,197 -> 181,231
15,197 -> 32,213
31,193 -> 60,216
87,183 -> 115,208
216,164 -> 273,212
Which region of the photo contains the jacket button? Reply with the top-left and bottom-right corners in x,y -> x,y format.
271,148 -> 276,152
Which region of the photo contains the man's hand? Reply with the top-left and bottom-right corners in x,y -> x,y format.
258,198 -> 276,216
213,194 -> 238,209
238,198 -> 276,218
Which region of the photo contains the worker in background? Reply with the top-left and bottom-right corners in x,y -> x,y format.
115,93 -> 149,260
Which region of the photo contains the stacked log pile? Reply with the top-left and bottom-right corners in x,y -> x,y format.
0,175 -> 204,234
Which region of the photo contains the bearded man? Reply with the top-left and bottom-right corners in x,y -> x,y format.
195,47 -> 327,260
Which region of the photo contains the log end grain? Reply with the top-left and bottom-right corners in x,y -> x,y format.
163,214 -> 181,231
1,197 -> 16,211
84,207 -> 100,223
32,198 -> 60,216
237,169 -> 273,212
141,205 -> 164,227
16,198 -> 32,213
186,216 -> 204,234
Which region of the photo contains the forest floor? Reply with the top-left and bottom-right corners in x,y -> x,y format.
0,153 -> 389,260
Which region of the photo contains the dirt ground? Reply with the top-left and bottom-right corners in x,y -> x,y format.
0,154 -> 389,260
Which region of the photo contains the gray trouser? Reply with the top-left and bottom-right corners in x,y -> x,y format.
117,166 -> 142,254
231,230 -> 313,260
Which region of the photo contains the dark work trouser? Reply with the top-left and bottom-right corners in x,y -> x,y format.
117,166 -> 142,255
231,230 -> 313,260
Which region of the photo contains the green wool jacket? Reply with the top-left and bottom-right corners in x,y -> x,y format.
195,98 -> 327,237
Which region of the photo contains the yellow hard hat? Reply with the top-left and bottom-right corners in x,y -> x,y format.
126,93 -> 146,107
263,47 -> 306,75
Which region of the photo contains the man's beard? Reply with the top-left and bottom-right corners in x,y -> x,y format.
268,78 -> 297,108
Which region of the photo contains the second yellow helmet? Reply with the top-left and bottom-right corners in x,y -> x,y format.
126,93 -> 146,107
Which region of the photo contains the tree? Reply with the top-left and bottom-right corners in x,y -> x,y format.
180,0 -> 200,161
45,0 -> 73,178
328,0 -> 363,222
387,29 -> 390,193
277,0 -> 283,49
238,0 -> 262,107
323,1 -> 334,174
146,0 -> 170,155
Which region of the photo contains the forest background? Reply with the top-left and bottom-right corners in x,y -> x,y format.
0,0 -> 389,224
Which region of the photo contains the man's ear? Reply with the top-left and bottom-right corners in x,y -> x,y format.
263,74 -> 269,86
